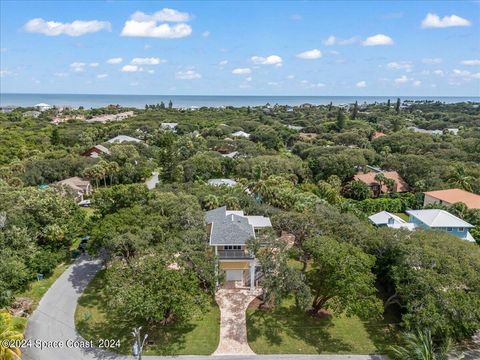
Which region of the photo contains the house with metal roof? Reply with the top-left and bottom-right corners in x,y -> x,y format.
207,178 -> 238,187
406,209 -> 475,242
107,135 -> 142,144
231,130 -> 250,138
368,211 -> 415,230
205,206 -> 272,290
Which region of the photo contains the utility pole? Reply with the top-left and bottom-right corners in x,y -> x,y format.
132,327 -> 148,360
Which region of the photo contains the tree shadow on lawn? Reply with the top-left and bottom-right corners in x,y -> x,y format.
76,270 -> 200,355
247,304 -> 352,353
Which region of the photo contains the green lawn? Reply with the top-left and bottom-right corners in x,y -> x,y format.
393,213 -> 409,222
247,297 -> 395,354
75,270 -> 220,355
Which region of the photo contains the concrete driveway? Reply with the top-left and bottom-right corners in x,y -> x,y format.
213,288 -> 260,355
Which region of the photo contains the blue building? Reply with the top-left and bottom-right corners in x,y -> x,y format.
406,209 -> 475,242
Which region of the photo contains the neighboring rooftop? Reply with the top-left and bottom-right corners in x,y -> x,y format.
424,188 -> 480,210
354,170 -> 409,193
208,178 -> 238,187
406,209 -> 474,228
55,176 -> 90,192
232,130 -> 250,138
161,122 -> 178,130
107,135 -> 142,144
368,211 -> 414,230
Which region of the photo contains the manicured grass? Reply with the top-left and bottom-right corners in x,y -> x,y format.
16,262 -> 70,310
75,270 -> 220,355
393,213 -> 409,222
247,297 -> 395,354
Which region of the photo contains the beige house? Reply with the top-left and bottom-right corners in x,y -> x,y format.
54,177 -> 92,202
424,188 -> 480,210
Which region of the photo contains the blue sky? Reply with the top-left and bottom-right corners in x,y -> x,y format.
1,0 -> 479,96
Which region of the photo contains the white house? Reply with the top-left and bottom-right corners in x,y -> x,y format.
161,122 -> 178,131
107,135 -> 142,144
35,103 -> 53,112
205,206 -> 272,290
232,131 -> 250,139
368,211 -> 415,230
208,178 -> 238,187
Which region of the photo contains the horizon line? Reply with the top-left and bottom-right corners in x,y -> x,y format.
1,92 -> 479,98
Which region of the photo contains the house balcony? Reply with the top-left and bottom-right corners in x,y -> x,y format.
217,250 -> 254,259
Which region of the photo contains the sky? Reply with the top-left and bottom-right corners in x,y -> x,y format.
0,0 -> 479,96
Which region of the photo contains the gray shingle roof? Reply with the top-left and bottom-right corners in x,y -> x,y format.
205,207 -> 255,245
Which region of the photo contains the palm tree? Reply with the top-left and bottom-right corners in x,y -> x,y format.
0,311 -> 23,360
204,194 -> 220,210
389,329 -> 454,360
447,166 -> 473,192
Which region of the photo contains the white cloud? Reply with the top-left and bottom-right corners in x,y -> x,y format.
461,59 -> 480,66
131,57 -> 165,65
130,9 -> 191,22
121,9 -> 192,39
291,14 -> 302,21
130,81 -> 139,86
300,80 -> 325,88
433,70 -> 444,76
287,75 -> 295,79
54,72 -> 68,77
296,49 -> 322,59
413,80 -> 422,87
121,21 -> 192,38
106,57 -> 123,64
232,68 -> 251,75
421,13 -> 471,28
394,75 -> 410,84
176,69 -> 201,80
251,55 -> 283,66
267,82 -> 280,86
452,69 -> 480,79
322,35 -> 359,46
202,31 -> 210,37
147,69 -> 155,74
315,83 -> 326,87
97,74 -> 108,79
386,61 -> 413,71
356,80 -> 367,88
23,18 -> 111,36
144,44 -> 151,49
422,58 -> 443,64
70,62 -> 86,72
121,64 -> 142,72
0,70 -> 13,77
362,34 -> 394,46
245,76 -> 252,82
89,62 -> 99,67
219,60 -> 228,66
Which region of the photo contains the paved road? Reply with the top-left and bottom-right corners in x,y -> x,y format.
22,256 -> 387,360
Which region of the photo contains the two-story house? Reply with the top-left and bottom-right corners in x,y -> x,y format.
205,206 -> 272,290
406,209 -> 475,242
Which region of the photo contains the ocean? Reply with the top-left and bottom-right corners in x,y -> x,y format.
1,93 -> 479,109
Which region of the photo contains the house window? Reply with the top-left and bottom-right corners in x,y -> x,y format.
459,227 -> 464,232
447,227 -> 453,232
224,245 -> 241,250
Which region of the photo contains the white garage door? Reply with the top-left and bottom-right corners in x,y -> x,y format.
226,270 -> 243,281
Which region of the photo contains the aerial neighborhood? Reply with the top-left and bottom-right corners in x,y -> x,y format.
1,99 -> 479,359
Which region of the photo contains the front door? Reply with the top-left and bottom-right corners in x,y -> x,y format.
226,269 -> 243,281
